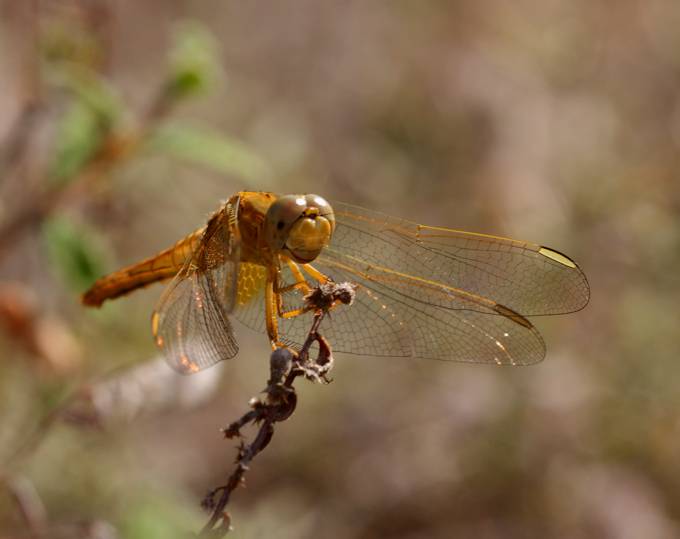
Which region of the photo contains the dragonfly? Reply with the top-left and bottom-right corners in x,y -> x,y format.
82,192 -> 590,374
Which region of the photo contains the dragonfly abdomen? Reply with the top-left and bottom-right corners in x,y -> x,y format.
82,227 -> 205,307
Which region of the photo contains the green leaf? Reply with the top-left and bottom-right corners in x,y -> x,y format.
48,101 -> 105,186
46,64 -> 124,187
165,21 -> 221,99
148,124 -> 272,184
45,63 -> 123,187
120,497 -> 201,539
63,67 -> 122,126
45,59 -> 123,128
43,216 -> 107,293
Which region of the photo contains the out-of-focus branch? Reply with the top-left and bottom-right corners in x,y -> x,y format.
0,14 -> 222,261
2,391 -> 81,473
198,282 -> 356,538
0,103 -> 43,181
0,0 -> 43,185
1,355 -> 148,472
5,475 -> 48,539
4,472 -> 118,539
0,85 -> 177,260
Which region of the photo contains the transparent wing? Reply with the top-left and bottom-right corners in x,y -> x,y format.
151,202 -> 241,375
328,202 -> 590,316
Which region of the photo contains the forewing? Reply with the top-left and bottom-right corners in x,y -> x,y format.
330,202 -> 590,317
151,202 -> 241,374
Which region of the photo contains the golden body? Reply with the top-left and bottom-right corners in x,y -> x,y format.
83,192 -> 338,373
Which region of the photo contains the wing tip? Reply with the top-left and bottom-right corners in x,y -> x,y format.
537,245 -> 591,314
538,246 -> 578,268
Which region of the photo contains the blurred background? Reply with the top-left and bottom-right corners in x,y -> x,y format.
1,1 -> 679,538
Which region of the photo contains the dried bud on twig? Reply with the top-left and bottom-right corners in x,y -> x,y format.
304,281 -> 356,312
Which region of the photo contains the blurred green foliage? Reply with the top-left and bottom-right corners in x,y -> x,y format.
53,68 -> 122,128
48,100 -> 109,186
43,216 -> 107,293
149,124 -> 271,183
165,21 -> 221,100
46,52 -> 122,186
119,497 -> 201,539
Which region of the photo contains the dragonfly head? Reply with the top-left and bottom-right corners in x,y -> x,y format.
265,194 -> 335,263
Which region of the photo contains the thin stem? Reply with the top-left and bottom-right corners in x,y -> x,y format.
198,311 -> 328,538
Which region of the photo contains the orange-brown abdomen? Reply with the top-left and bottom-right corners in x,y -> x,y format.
82,227 -> 204,307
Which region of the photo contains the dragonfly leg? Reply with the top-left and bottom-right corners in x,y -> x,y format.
280,307 -> 308,319
274,258 -> 315,320
265,268 -> 282,350
284,258 -> 314,294
275,259 -> 342,320
301,263 -> 330,284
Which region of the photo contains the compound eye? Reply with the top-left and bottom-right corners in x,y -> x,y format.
264,195 -> 307,251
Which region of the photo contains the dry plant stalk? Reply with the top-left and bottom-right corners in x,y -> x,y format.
198,281 -> 356,538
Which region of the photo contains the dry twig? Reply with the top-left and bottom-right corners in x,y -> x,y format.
198,281 -> 356,537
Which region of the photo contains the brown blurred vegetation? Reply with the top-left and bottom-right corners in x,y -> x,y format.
1,1 -> 680,538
